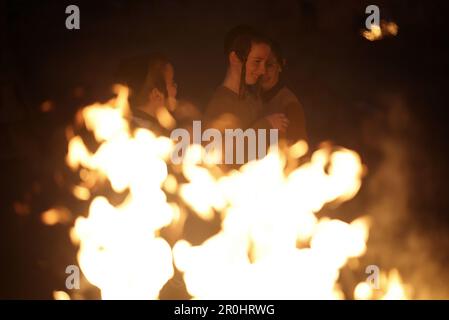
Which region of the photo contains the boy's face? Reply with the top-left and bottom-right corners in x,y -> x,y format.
244,42 -> 271,85
261,53 -> 281,91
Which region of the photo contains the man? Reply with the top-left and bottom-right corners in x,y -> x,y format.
116,53 -> 200,137
114,53 -> 175,136
203,26 -> 289,164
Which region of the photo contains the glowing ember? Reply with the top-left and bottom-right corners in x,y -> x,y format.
40,100 -> 54,113
13,201 -> 30,216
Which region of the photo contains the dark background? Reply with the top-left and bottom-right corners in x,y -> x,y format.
1,0 -> 449,299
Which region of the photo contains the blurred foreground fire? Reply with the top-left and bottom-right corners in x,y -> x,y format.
56,85 -> 410,299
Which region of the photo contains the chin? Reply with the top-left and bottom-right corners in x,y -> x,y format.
261,82 -> 272,90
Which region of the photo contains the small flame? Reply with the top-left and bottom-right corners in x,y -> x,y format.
156,106 -> 176,130
354,268 -> 410,300
53,290 -> 71,300
354,282 -> 373,300
288,140 -> 308,159
363,21 -> 398,41
381,269 -> 409,300
72,185 -> 91,201
41,207 -> 70,226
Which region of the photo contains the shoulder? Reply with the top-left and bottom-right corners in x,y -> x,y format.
205,86 -> 238,114
209,86 -> 237,103
129,108 -> 163,133
277,87 -> 301,106
265,86 -> 304,114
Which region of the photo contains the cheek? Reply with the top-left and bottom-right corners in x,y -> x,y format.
262,70 -> 272,80
246,63 -> 257,74
266,70 -> 277,82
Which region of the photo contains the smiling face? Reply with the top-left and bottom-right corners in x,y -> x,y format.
261,52 -> 281,91
244,42 -> 271,85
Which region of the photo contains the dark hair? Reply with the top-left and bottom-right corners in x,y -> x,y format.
137,53 -> 170,105
115,53 -> 170,107
223,25 -> 271,98
269,39 -> 285,68
224,25 -> 271,63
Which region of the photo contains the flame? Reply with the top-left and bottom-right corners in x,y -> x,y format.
72,185 -> 91,201
41,207 -> 71,226
288,140 -> 308,159
354,268 -> 410,300
53,290 -> 71,300
381,269 -> 410,299
363,21 -> 398,41
174,147 -> 369,299
63,85 -> 410,299
67,86 -> 175,299
156,106 -> 176,130
354,282 -> 373,300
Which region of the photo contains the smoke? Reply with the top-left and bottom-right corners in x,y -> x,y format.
359,93 -> 449,299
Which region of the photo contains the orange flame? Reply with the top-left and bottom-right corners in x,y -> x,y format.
62,85 -> 410,299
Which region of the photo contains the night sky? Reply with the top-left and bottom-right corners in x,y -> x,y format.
1,0 -> 449,299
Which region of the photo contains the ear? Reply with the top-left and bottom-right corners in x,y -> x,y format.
229,51 -> 241,66
149,88 -> 164,102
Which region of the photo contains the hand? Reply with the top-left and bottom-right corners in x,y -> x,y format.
265,113 -> 289,133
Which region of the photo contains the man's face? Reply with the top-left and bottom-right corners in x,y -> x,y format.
245,42 -> 271,85
261,53 -> 281,91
